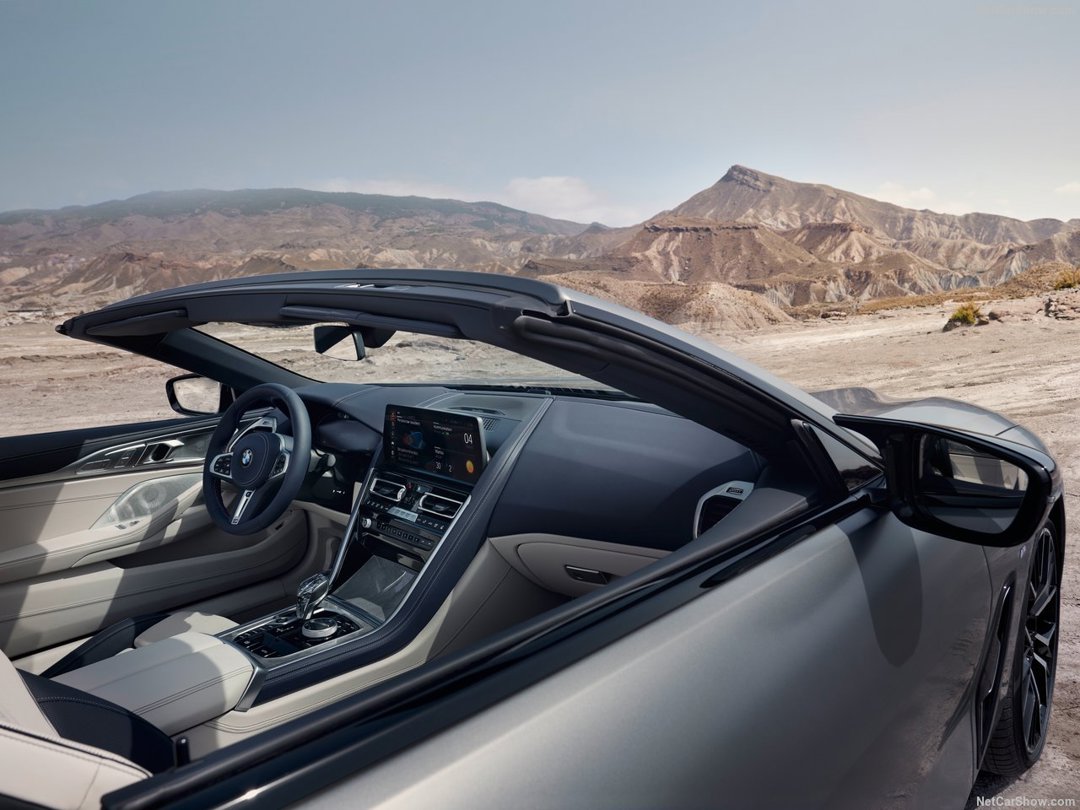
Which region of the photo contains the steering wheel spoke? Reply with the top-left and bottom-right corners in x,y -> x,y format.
268,450 -> 291,480
227,416 -> 279,452
209,452 -> 235,482
230,488 -> 257,525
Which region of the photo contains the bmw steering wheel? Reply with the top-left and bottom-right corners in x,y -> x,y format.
203,383 -> 312,535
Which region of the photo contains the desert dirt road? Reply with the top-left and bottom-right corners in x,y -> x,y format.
1,290 -> 1078,806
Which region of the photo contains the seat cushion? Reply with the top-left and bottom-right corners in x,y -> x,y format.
0,644 -> 56,737
0,722 -> 148,809
0,648 -> 148,808
20,671 -> 175,774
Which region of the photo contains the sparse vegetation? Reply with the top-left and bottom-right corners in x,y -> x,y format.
948,303 -> 983,325
1052,267 -> 1080,290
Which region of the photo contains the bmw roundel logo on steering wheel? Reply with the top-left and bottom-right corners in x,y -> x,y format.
240,448 -> 254,467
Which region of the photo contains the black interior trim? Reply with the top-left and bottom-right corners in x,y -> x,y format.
21,671 -> 176,774
85,309 -> 191,338
0,417 -> 217,482
279,305 -> 464,339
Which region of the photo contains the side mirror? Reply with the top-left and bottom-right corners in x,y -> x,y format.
166,374 -> 232,416
834,414 -> 1058,547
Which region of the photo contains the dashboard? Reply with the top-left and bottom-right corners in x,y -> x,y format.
299,385 -> 762,555
229,386 -> 767,697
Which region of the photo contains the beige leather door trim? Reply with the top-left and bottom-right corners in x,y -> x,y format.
0,510 -> 307,657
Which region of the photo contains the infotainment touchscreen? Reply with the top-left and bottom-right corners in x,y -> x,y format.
383,405 -> 486,485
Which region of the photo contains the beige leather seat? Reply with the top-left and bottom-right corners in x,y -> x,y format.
0,649 -> 148,809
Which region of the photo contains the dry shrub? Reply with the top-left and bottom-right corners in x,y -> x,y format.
1052,267 -> 1080,290
948,303 -> 983,325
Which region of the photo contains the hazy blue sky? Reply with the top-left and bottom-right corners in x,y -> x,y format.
2,0 -> 1078,225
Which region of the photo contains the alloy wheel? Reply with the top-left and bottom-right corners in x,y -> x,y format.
1021,526 -> 1059,755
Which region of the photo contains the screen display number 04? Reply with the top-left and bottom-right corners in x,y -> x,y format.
383,405 -> 487,485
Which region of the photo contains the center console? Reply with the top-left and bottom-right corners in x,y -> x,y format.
345,402 -> 485,569
221,403 -> 488,675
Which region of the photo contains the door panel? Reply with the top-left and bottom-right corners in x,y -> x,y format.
0,417 -> 216,482
0,509 -> 306,657
0,469 -> 203,582
310,509 -> 991,810
0,416 -> 308,657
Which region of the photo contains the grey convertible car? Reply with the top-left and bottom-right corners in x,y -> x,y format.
0,270 -> 1064,809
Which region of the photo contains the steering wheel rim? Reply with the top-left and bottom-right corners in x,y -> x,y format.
202,383 -> 312,535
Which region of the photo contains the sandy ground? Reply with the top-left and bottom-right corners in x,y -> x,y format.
1,293 -> 1078,806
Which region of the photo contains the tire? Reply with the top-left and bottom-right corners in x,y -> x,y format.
983,520 -> 1061,776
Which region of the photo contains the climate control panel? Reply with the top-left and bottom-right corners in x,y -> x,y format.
359,470 -> 468,559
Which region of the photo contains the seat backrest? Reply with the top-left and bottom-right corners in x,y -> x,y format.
0,649 -> 147,809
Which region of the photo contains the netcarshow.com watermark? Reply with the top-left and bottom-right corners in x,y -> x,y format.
975,798 -> 1076,808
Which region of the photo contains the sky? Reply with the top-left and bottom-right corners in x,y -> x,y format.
1,0 -> 1079,226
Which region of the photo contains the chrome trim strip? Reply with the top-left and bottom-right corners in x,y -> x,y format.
416,492 -> 463,518
231,489 -> 256,525
267,450 -> 290,480
370,476 -> 406,502
232,658 -> 267,712
227,416 -> 278,451
208,452 -> 233,480
327,460 -> 379,587
375,493 -> 472,626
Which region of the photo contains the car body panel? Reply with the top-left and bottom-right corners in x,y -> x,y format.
298,509 -> 990,810
813,385 -> 1050,449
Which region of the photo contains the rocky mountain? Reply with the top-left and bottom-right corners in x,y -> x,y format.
521,218 -> 828,285
0,188 -> 590,312
673,165 -> 1074,245
531,166 -> 1080,307
3,169 -> 1079,325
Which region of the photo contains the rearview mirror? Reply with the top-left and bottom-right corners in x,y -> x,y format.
166,374 -> 231,416
313,324 -> 396,359
834,414 -> 1058,547
314,325 -> 366,360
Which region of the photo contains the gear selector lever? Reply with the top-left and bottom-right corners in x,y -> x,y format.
296,572 -> 331,621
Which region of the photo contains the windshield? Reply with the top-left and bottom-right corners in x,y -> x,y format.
196,322 -> 615,389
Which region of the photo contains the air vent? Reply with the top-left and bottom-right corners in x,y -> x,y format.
370,477 -> 406,502
696,496 -> 741,536
417,492 -> 463,519
482,417 -> 499,431
693,481 -> 754,538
